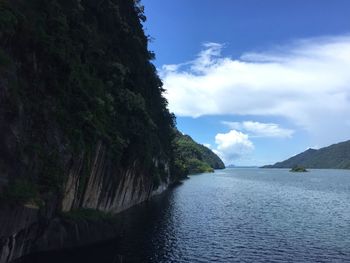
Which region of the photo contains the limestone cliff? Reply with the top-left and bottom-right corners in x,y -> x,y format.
0,142 -> 171,263
0,0 -> 176,262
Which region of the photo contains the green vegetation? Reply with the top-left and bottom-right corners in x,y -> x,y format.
263,140 -> 350,169
1,177 -> 42,206
61,208 -> 115,221
172,131 -> 225,178
187,159 -> 214,173
0,0 -> 175,203
290,166 -> 308,172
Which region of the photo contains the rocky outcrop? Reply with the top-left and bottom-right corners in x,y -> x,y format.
0,206 -> 123,263
0,204 -> 40,263
61,141 -> 170,214
0,140 -> 172,263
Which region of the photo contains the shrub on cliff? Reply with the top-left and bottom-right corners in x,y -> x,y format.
0,0 -> 175,202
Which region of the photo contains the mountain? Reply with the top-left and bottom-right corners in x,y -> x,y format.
263,140 -> 350,169
173,131 -> 225,177
0,0 -> 178,261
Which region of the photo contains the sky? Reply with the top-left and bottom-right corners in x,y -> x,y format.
142,0 -> 350,166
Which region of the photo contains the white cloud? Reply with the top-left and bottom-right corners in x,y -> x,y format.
191,42 -> 224,73
222,121 -> 294,138
162,64 -> 180,72
213,130 -> 254,164
161,35 -> 350,146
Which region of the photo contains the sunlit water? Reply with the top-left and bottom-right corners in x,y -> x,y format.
22,168 -> 350,262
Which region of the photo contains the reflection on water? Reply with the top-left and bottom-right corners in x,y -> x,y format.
20,169 -> 350,262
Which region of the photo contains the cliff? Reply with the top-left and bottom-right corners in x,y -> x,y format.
0,0 -> 177,262
263,140 -> 350,169
0,144 -> 170,263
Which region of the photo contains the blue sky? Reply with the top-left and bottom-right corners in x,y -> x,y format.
142,0 -> 350,166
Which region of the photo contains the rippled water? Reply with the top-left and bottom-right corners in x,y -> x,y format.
23,168 -> 350,262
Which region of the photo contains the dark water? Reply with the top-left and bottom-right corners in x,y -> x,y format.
23,169 -> 350,262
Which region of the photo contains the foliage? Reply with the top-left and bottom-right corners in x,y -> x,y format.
61,208 -> 115,221
290,166 -> 308,172
0,48 -> 11,68
172,131 -> 224,178
186,158 -> 214,174
1,178 -> 41,205
0,0 -> 175,203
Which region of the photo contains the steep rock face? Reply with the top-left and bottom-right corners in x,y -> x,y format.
0,141 -> 171,263
0,0 -> 176,261
0,205 -> 40,263
61,141 -> 170,214
0,206 -> 123,263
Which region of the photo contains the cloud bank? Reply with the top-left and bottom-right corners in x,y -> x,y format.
222,121 -> 294,138
161,35 -> 350,146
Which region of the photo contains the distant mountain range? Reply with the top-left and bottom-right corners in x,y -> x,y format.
226,164 -> 258,168
263,140 -> 350,169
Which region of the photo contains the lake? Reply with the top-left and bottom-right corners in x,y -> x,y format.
20,168 -> 350,262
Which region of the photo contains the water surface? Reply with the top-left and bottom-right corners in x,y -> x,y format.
23,168 -> 350,262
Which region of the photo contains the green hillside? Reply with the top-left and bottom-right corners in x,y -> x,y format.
263,140 -> 350,169
173,131 -> 225,178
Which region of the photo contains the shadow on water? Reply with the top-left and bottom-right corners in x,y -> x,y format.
17,182 -> 184,263
16,240 -> 123,263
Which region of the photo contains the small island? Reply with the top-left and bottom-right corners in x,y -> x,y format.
290,166 -> 308,172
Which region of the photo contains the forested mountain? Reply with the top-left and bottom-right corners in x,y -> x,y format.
263,140 -> 350,169
173,131 -> 225,177
0,0 -> 179,261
